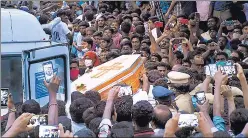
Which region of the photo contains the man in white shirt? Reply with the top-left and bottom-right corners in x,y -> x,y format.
52,10 -> 72,44
76,21 -> 90,47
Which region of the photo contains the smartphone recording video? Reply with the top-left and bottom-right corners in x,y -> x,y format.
179,19 -> 189,25
118,86 -> 133,97
28,114 -> 48,127
154,21 -> 163,28
39,125 -> 59,138
43,61 -> 54,83
1,88 -> 9,106
195,91 -> 206,105
204,61 -> 237,77
178,114 -> 198,128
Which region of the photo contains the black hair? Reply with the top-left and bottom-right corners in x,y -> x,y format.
74,128 -> 96,137
101,36 -> 111,43
151,53 -> 162,62
88,117 -> 102,136
234,96 -> 245,109
22,99 -> 41,114
141,11 -> 151,22
106,51 -> 120,61
93,31 -> 103,37
69,97 -> 94,123
238,44 -> 248,52
57,9 -> 67,17
209,27 -> 218,32
110,121 -> 134,138
103,26 -> 114,34
15,102 -> 23,117
79,21 -> 90,28
120,40 -> 132,49
152,105 -> 172,129
58,116 -> 72,132
147,70 -> 163,83
230,108 -> 248,135
154,78 -> 169,88
131,34 -> 141,42
135,25 -> 145,35
99,15 -> 107,21
122,14 -> 132,22
208,17 -> 219,24
140,46 -> 151,56
121,22 -> 132,34
132,8 -> 142,16
216,52 -> 228,60
39,14 -> 50,24
83,37 -> 94,47
174,51 -> 184,61
132,101 -> 153,127
84,90 -> 101,104
141,39 -> 151,46
70,60 -> 79,67
171,83 -> 190,94
144,61 -> 158,71
148,16 -> 159,23
86,27 -> 96,33
157,62 -> 171,70
233,50 -> 244,60
82,107 -> 97,127
175,127 -> 195,138
177,14 -> 188,19
230,39 -> 241,50
84,10 -> 94,21
71,91 -> 84,102
114,95 -> 133,122
243,21 -> 248,28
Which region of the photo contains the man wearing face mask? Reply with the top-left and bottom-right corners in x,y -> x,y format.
83,51 -> 101,73
70,60 -> 80,82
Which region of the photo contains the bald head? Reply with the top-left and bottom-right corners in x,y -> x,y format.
152,105 -> 172,129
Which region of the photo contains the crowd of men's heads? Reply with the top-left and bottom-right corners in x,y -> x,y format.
2,1 -> 248,137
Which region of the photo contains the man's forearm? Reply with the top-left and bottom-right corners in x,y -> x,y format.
213,82 -> 222,116
102,99 -> 114,119
48,94 -> 58,125
5,112 -> 16,131
240,76 -> 248,108
227,97 -> 236,117
202,111 -> 215,127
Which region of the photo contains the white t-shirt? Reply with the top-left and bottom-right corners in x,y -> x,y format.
76,32 -> 83,47
52,22 -> 71,43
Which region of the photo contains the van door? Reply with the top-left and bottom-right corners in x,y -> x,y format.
22,44 -> 70,107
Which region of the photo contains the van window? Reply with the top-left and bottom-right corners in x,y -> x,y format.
1,55 -> 22,103
28,56 -> 67,106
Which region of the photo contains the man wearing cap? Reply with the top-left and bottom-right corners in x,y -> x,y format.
152,86 -> 178,116
167,71 -> 194,113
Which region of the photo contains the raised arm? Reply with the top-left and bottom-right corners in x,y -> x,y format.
213,69 -> 228,117
235,63 -> 248,108
148,24 -> 160,54
44,75 -> 61,125
5,94 -> 16,131
164,0 -> 177,18
168,38 -> 175,66
217,21 -> 225,38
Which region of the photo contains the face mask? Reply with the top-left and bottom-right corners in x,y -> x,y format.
233,33 -> 241,39
70,69 -> 79,81
82,48 -> 89,52
76,10 -> 83,16
85,59 -> 93,67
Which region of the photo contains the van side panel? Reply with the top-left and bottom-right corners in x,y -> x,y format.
1,10 -> 13,42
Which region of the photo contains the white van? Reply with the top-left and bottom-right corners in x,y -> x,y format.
1,8 -> 70,115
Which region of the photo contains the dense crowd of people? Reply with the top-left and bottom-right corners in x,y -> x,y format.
2,1 -> 248,137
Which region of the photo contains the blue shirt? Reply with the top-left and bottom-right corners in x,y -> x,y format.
213,116 -> 226,131
211,2 -> 232,11
160,1 -> 171,14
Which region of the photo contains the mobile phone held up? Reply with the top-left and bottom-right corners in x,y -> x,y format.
154,21 -> 163,28
204,61 -> 237,78
179,19 -> 189,25
39,125 -> 59,138
118,86 -> 133,97
178,114 -> 198,128
28,114 -> 48,127
195,91 -> 206,105
43,61 -> 54,83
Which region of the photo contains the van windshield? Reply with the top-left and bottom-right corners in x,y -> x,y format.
1,55 -> 23,103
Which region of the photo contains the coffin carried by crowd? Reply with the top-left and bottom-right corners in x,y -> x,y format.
71,54 -> 145,99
